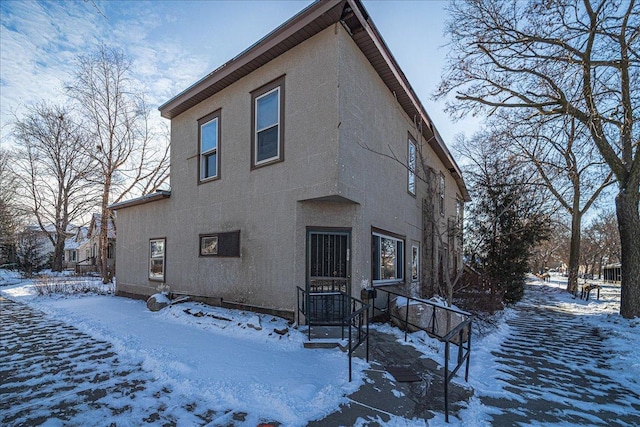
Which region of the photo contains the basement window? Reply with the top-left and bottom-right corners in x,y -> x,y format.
200,231 -> 240,257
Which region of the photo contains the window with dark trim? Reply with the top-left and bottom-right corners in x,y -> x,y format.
439,173 -> 445,215
372,229 -> 404,284
411,244 -> 419,282
408,136 -> 416,196
149,238 -> 166,281
251,76 -> 285,168
199,231 -> 240,257
198,110 -> 221,182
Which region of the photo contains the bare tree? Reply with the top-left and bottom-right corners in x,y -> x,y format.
67,45 -> 170,283
493,113 -> 615,293
13,103 -> 97,272
530,217 -> 570,274
0,149 -> 23,265
582,210 -> 621,278
438,0 -> 640,318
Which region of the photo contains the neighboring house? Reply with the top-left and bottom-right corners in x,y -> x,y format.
63,226 -> 89,270
67,214 -> 116,275
111,0 -> 470,318
86,213 -> 116,274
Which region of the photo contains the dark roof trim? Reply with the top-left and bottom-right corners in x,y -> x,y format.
345,0 -> 469,202
158,0 -> 470,201
109,190 -> 171,210
158,0 -> 346,120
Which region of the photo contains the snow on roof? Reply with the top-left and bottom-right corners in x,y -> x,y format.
90,213 -> 116,239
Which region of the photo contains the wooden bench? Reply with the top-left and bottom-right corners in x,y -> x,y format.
580,283 -> 602,301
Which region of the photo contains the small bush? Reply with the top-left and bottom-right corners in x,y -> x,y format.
33,276 -> 114,296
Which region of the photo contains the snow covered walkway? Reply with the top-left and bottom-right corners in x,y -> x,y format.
2,272 -> 639,426
0,296 -> 253,426
474,280 -> 640,426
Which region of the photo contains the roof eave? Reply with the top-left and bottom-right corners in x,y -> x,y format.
158,0 -> 346,119
344,0 -> 470,202
109,191 -> 172,211
158,0 -> 470,201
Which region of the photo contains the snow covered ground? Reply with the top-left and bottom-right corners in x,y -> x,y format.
1,272 -> 367,426
452,276 -> 640,427
1,271 -> 639,426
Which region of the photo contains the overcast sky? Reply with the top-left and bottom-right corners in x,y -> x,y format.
0,0 -> 481,151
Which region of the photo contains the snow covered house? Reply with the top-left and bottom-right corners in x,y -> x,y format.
63,226 -> 89,270
86,213 -> 116,273
110,0 -> 469,318
64,214 -> 116,274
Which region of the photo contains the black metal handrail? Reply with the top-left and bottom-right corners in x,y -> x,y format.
297,286 -> 369,381
346,302 -> 369,382
374,288 -> 473,423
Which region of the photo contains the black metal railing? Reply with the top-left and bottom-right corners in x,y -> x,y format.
375,288 -> 473,423
297,286 -> 369,381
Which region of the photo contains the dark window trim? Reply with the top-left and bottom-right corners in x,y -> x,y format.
411,243 -> 420,282
250,75 -> 285,169
371,226 -> 406,286
198,109 -> 222,184
407,133 -> 417,197
149,237 -> 166,282
371,226 -> 405,242
439,172 -> 445,216
199,230 -> 241,257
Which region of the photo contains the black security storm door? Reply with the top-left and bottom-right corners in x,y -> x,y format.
306,230 -> 350,324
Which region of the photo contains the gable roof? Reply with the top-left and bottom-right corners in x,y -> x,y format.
88,213 -> 116,239
158,0 -> 470,201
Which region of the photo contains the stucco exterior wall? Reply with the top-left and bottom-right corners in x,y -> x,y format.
334,25 -> 463,295
116,23 -> 465,314
116,26 -> 342,310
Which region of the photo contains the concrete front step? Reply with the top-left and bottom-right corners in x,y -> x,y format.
303,340 -> 349,351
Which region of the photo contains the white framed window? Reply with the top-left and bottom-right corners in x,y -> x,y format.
251,76 -> 284,168
199,110 -> 220,182
372,230 -> 404,284
149,238 -> 166,282
439,174 -> 445,215
408,136 -> 416,195
411,244 -> 419,282
456,198 -> 464,228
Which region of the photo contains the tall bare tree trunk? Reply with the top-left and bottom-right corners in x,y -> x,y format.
617,188 -> 640,318
52,238 -> 65,272
567,211 -> 582,294
100,174 -> 112,283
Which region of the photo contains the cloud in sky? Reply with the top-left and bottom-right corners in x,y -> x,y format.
0,0 -> 479,148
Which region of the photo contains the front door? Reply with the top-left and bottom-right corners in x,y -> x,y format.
307,229 -> 351,294
306,230 -> 351,324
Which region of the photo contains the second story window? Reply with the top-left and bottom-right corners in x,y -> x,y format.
251,76 -> 285,168
408,136 -> 417,196
439,174 -> 445,215
199,110 -> 221,182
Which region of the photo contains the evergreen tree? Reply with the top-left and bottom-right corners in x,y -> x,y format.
462,133 -> 552,303
15,229 -> 49,277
